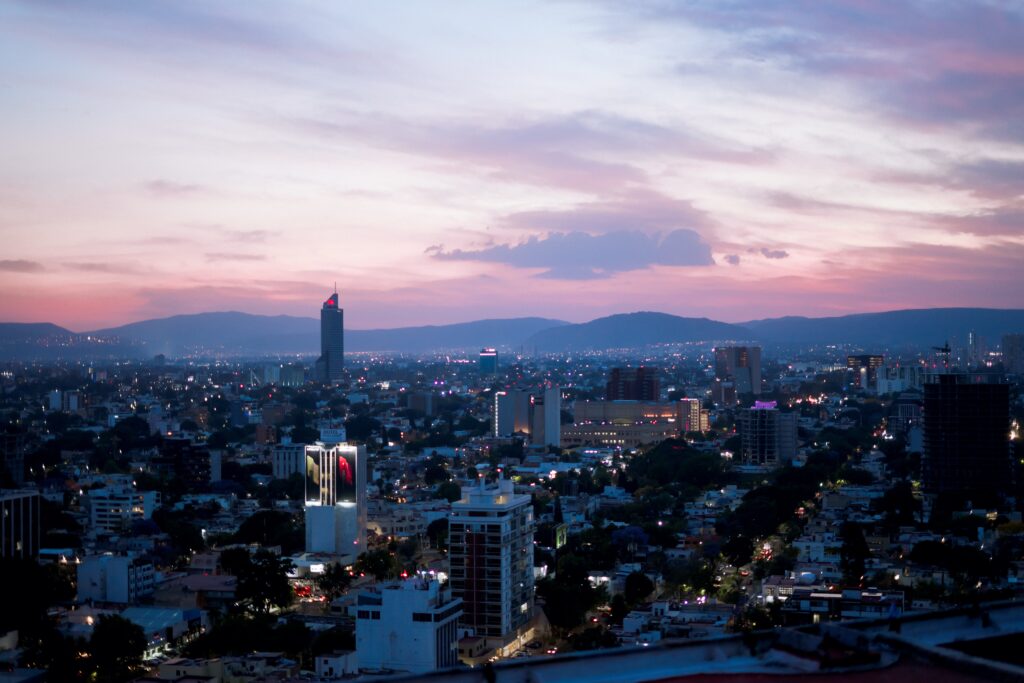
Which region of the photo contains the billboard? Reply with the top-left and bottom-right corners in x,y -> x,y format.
336,449 -> 357,502
305,451 -> 322,504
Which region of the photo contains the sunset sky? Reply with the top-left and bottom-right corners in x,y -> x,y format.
1,1 -> 1022,331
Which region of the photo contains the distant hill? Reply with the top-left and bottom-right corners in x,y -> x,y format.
348,317 -> 569,353
2,307 -> 1023,359
526,312 -> 752,351
741,308 -> 1024,347
87,312 -> 569,356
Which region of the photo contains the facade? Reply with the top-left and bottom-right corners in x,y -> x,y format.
605,367 -> 660,401
922,373 -> 1011,494
449,479 -> 534,645
77,553 -> 156,604
0,489 -> 40,559
1004,334 -> 1024,375
739,401 -> 798,466
714,346 -> 762,395
272,442 -> 306,479
847,355 -> 885,391
479,348 -> 498,376
315,290 -> 345,383
304,442 -> 367,558
354,578 -> 462,673
561,422 -> 679,449
0,432 -> 26,485
86,487 -> 161,533
530,386 -> 561,448
492,391 -> 514,437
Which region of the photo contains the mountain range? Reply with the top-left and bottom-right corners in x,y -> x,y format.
1,307 -> 1023,359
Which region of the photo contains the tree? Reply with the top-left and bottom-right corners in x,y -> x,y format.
426,518 -> 449,550
839,522 -> 870,586
218,547 -> 252,577
424,464 -> 448,486
624,571 -> 655,605
234,510 -> 304,554
354,549 -> 400,581
316,562 -> 353,602
237,551 -> 295,614
536,554 -> 602,631
90,614 -> 146,683
434,481 -> 462,503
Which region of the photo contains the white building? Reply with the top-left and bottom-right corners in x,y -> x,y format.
353,577 -> 462,673
272,443 -> 306,480
86,487 -> 161,533
304,443 -> 367,560
530,386 -> 561,448
77,553 -> 155,604
449,478 -> 534,648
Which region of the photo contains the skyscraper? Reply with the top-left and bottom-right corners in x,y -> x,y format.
715,346 -> 762,395
316,289 -> 344,383
739,401 -> 797,466
449,478 -> 534,649
479,348 -> 498,376
922,373 -> 1011,495
605,366 -> 660,401
304,442 -> 366,560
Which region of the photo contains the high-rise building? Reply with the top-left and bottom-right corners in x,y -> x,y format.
449,478 -> 534,648
272,443 -> 306,480
605,367 -> 660,401
304,443 -> 367,560
479,348 -> 498,376
1,489 -> 39,559
739,401 -> 797,466
1004,334 -> 1024,375
85,487 -> 161,534
77,553 -> 155,604
922,374 -> 1011,495
492,391 -> 514,437
530,386 -> 561,448
847,355 -> 885,392
715,347 -> 762,395
315,290 -> 344,383
679,398 -> 703,433
353,577 -> 462,673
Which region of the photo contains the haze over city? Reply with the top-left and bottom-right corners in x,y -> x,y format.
2,1 -> 1023,330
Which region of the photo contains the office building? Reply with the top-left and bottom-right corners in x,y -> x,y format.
315,289 -> 344,383
354,577 -> 462,673
847,355 -> 885,392
304,443 -> 367,559
0,432 -> 26,486
922,373 -> 1011,494
408,392 -> 436,417
492,391 -> 514,437
449,478 -> 535,648
77,553 -> 156,604
530,386 -> 561,448
280,363 -> 306,387
1004,334 -> 1024,374
86,487 -> 161,533
605,367 -> 660,401
715,346 -> 762,395
739,401 -> 797,466
1,489 -> 40,559
479,348 -> 498,376
272,443 -> 306,480
512,389 -> 532,434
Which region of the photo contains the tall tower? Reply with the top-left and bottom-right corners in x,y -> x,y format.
316,289 -> 344,383
304,443 -> 367,560
922,373 -> 1011,495
449,478 -> 534,648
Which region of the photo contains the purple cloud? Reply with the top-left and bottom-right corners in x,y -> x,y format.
760,248 -> 789,259
0,259 -> 44,273
432,229 -> 713,279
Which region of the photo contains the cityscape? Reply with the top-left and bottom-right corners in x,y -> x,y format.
2,3 -> 1024,683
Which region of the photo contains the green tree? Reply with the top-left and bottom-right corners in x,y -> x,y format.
426,518 -> 449,550
90,615 -> 146,683
237,551 -> 295,614
434,481 -> 462,503
839,522 -> 870,585
316,562 -> 353,602
624,571 -> 654,605
354,549 -> 400,580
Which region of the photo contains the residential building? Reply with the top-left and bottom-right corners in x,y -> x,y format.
449,478 -> 535,648
1,489 -> 40,559
715,346 -> 762,395
77,553 -> 155,604
738,401 -> 797,466
86,487 -> 161,533
354,577 -> 462,673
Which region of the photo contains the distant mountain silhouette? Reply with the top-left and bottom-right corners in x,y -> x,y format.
740,308 -> 1024,347
526,312 -> 752,351
2,307 -> 1023,359
86,312 -> 569,356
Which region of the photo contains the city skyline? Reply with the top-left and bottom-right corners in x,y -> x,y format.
2,1 -> 1023,330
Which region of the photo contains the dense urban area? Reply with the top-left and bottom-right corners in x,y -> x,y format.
2,299 -> 1023,683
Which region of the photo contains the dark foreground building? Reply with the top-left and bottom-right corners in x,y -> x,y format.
922,373 -> 1011,495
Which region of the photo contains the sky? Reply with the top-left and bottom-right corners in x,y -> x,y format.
1,1 -> 1023,331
